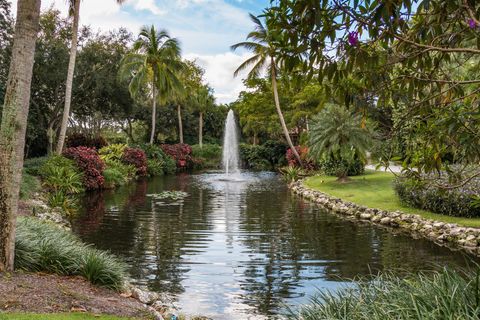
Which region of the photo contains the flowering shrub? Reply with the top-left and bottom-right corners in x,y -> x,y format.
121,147 -> 147,176
160,143 -> 194,168
66,133 -> 108,150
63,147 -> 105,190
286,146 -> 316,171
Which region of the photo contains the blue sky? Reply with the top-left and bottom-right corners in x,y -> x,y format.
9,0 -> 270,103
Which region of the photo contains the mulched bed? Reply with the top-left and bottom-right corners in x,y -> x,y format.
0,272 -> 152,319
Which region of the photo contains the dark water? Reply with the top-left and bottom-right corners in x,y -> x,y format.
72,172 -> 476,319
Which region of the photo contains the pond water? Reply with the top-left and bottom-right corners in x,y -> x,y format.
72,172 -> 476,319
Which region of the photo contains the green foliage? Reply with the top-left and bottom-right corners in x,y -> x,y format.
20,171 -> 41,200
280,166 -> 304,184
23,156 -> 48,176
46,191 -> 78,216
318,155 -> 364,177
99,143 -> 127,162
146,159 -> 165,177
394,177 -> 480,218
135,143 -> 176,174
291,268 -> 480,320
191,144 -> 222,169
103,159 -> 136,188
40,155 -> 84,194
15,217 -> 127,290
309,104 -> 371,178
0,314 -> 139,320
240,144 -> 272,171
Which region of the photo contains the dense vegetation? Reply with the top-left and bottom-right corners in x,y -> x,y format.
291,268 -> 480,320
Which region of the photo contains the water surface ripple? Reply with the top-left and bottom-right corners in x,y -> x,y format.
73,172 -> 476,319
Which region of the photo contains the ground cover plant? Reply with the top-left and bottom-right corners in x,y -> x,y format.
15,217 -> 127,290
290,268 -> 480,320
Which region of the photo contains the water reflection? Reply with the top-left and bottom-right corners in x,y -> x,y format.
73,172 -> 477,319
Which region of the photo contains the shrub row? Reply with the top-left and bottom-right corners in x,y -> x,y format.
394,176 -> 480,217
240,140 -> 288,170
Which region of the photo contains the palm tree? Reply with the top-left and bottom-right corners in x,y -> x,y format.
0,0 -> 41,271
309,104 -> 372,182
119,26 -> 183,144
56,0 -> 125,154
194,86 -> 214,148
231,13 -> 302,165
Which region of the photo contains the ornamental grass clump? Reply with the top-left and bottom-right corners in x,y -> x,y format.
290,268 -> 480,320
15,218 -> 127,290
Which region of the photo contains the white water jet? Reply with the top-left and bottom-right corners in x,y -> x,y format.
222,110 -> 240,177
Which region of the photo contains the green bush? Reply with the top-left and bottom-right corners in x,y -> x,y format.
318,155 -> 365,177
98,143 -> 127,162
23,156 -> 48,176
394,177 -> 480,217
103,167 -> 127,189
291,268 -> 480,320
20,171 -> 41,200
40,155 -> 84,194
134,143 -> 176,175
15,217 -> 127,290
191,144 -> 222,169
280,166 -> 305,184
240,144 -> 272,170
147,159 -> 165,176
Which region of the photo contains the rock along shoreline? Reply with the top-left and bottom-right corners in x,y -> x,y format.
290,180 -> 480,257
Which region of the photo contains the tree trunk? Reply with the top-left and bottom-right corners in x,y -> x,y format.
270,58 -> 302,166
198,111 -> 203,148
46,122 -> 55,155
177,104 -> 183,144
149,81 -> 156,144
56,0 -> 80,154
0,0 -> 40,272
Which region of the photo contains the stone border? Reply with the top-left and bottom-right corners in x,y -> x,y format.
290,180 -> 480,257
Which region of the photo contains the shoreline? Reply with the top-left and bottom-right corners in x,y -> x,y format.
291,180 -> 480,257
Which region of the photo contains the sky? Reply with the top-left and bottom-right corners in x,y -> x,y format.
8,0 -> 270,104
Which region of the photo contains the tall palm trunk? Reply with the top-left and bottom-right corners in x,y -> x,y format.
56,0 -> 80,154
177,104 -> 183,144
149,80 -> 156,144
270,58 -> 302,166
198,111 -> 203,148
0,0 -> 40,272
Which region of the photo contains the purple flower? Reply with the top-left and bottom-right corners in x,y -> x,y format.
348,31 -> 359,46
468,18 -> 477,29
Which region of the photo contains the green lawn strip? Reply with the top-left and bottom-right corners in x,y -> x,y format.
0,313 -> 137,320
304,170 -> 480,228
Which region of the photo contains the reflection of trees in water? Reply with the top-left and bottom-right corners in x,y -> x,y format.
74,175 -> 214,295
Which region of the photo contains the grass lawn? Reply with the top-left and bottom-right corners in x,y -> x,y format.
0,313 -> 139,320
304,170 -> 480,228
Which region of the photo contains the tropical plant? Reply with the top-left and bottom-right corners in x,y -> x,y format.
121,147 -> 147,176
56,0 -> 125,154
63,146 -> 105,190
231,13 -> 302,166
15,217 -> 127,289
280,166 -> 304,184
309,104 -> 371,181
290,268 -> 480,320
99,143 -> 127,162
0,0 -> 41,271
119,25 -> 183,144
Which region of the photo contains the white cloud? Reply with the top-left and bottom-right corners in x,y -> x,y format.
7,0 -> 264,103
185,52 -> 253,104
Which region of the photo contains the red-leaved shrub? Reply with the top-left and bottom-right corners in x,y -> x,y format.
122,147 -> 147,176
286,146 -> 316,170
63,147 -> 105,190
66,133 -> 108,150
160,144 -> 194,168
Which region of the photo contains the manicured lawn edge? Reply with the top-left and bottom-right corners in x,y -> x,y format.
291,175 -> 480,257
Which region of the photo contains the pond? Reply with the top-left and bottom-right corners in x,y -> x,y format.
72,171 -> 476,319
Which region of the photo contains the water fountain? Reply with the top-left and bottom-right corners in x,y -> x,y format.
222,110 -> 240,177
